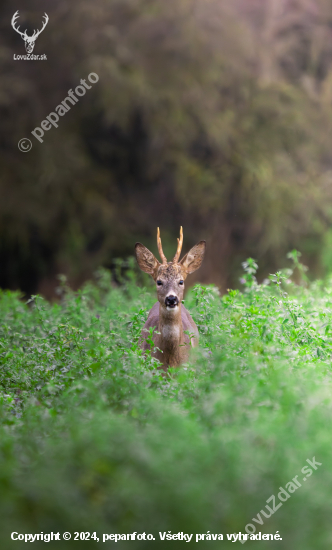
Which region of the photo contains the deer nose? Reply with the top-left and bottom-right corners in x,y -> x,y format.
165,295 -> 179,308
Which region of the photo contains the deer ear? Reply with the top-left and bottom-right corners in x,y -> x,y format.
180,241 -> 206,274
135,243 -> 160,278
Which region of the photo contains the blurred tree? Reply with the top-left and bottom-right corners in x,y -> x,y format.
1,0 -> 332,295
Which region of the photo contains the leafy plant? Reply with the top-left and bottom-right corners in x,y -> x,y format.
0,259 -> 332,549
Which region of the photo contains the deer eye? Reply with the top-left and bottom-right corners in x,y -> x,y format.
179,280 -> 184,285
157,280 -> 163,286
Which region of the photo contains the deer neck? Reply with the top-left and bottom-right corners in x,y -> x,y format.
158,304 -> 184,365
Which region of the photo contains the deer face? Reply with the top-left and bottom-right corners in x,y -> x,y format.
155,263 -> 185,310
135,227 -> 205,311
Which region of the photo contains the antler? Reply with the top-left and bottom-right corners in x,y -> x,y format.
11,11 -> 28,38
157,227 -> 167,264
32,13 -> 49,40
173,226 -> 183,263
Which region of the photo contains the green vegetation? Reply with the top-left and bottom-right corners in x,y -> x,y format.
1,255 -> 332,548
4,0 -> 332,293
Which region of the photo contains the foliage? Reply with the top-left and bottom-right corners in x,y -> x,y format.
0,260 -> 332,548
2,0 -> 332,293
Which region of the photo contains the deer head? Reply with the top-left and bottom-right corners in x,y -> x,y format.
135,227 -> 205,311
11,11 -> 49,54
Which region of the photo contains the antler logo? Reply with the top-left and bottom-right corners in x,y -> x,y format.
11,11 -> 49,54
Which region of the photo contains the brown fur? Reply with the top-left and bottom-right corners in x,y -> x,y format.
135,229 -> 205,370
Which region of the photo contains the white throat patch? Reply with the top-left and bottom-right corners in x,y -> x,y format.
161,324 -> 181,339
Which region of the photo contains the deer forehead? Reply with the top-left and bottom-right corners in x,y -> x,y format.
156,263 -> 185,282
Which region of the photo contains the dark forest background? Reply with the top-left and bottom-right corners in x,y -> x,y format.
2,0 -> 332,297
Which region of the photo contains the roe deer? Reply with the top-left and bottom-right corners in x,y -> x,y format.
135,227 -> 205,370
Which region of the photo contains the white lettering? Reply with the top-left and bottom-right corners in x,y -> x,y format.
31,127 -> 44,143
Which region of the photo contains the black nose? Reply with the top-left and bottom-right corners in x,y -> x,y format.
165,295 -> 179,307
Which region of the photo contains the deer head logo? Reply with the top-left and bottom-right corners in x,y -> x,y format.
11,11 -> 49,54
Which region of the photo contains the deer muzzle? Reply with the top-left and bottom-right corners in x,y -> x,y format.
165,295 -> 179,308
